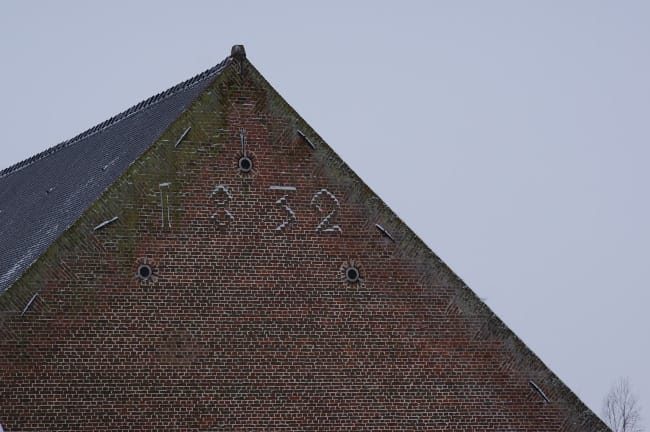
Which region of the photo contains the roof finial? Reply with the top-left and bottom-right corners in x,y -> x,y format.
231,44 -> 246,61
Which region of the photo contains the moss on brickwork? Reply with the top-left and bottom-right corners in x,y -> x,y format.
0,57 -> 608,431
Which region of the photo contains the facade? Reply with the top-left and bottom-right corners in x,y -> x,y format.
0,46 -> 608,430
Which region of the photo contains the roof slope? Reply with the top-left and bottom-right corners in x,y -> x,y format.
0,57 -> 230,293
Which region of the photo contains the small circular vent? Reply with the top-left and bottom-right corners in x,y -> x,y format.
134,258 -> 158,283
238,156 -> 253,173
345,266 -> 360,283
137,264 -> 152,280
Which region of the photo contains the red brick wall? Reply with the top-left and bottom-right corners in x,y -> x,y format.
0,61 -> 607,431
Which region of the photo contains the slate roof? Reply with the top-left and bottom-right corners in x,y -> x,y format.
0,56 -> 231,293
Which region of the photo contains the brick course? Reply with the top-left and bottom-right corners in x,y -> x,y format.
0,55 -> 608,431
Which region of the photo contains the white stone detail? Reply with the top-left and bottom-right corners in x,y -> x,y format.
275,195 -> 297,231
211,185 -> 234,228
270,185 -> 297,231
311,189 -> 342,233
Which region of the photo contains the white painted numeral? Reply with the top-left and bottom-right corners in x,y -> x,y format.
211,185 -> 234,228
270,186 -> 297,231
311,189 -> 342,233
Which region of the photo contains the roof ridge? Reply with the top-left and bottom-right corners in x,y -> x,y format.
0,56 -> 232,179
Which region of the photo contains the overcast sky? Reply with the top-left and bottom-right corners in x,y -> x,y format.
1,1 -> 648,427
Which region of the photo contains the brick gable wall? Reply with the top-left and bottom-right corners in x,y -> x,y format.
0,59 -> 607,431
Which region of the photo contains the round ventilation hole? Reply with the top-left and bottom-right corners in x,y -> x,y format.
345,266 -> 360,283
238,156 -> 252,173
137,264 -> 152,281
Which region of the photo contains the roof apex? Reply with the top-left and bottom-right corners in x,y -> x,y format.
231,44 -> 246,60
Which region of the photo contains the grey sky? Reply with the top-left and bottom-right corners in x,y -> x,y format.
1,1 -> 648,426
